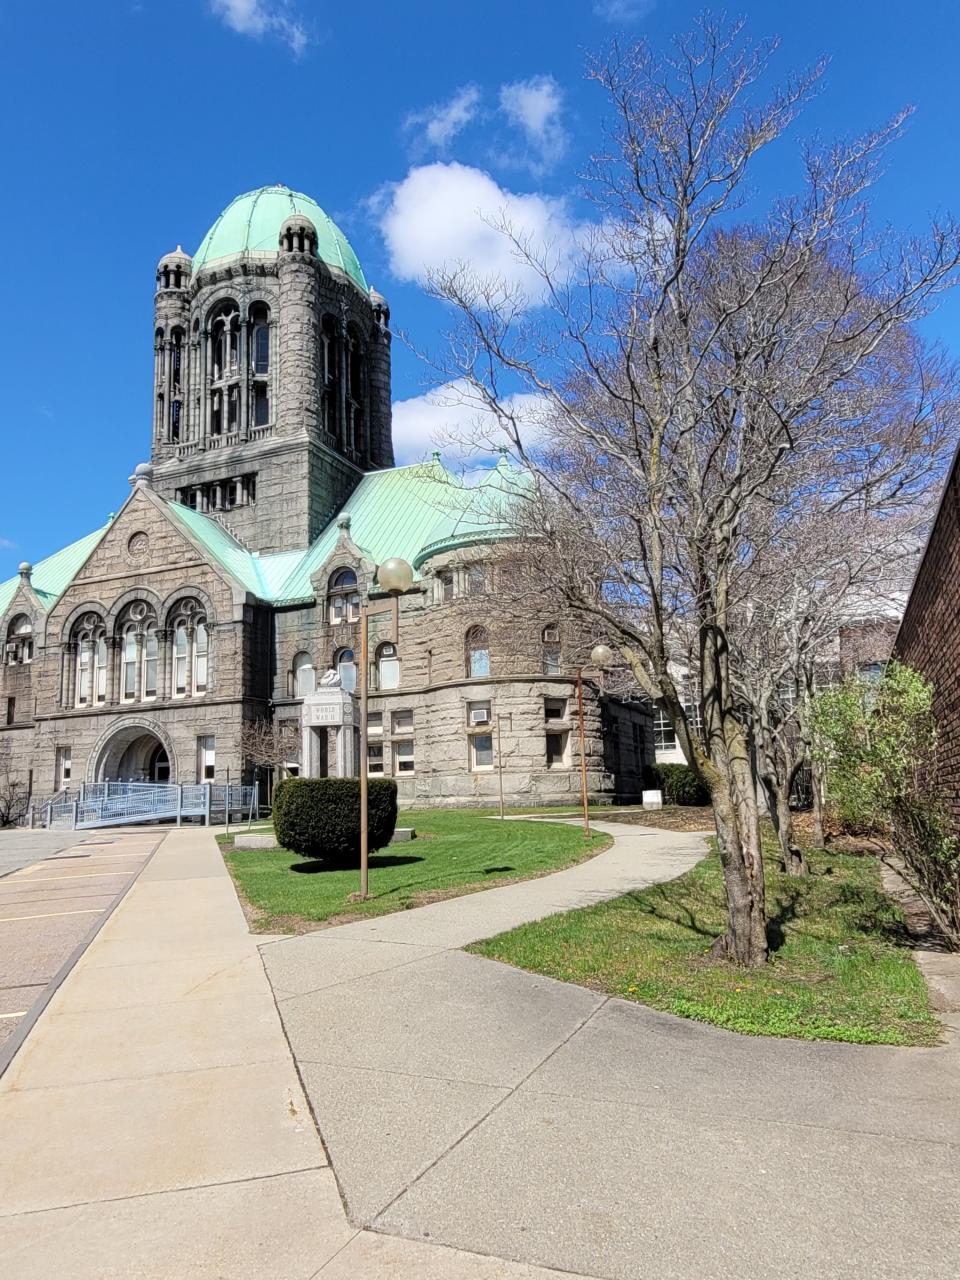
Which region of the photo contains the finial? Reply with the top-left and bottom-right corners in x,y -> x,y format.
18,561 -> 32,582
129,462 -> 154,489
107,512 -> 115,523
336,512 -> 351,530
432,450 -> 442,462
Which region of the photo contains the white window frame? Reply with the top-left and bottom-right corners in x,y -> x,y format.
197,735 -> 216,782
391,708 -> 414,735
367,741 -> 384,775
469,731 -> 495,771
393,739 -> 415,774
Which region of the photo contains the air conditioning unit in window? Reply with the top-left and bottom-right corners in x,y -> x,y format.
470,708 -> 490,725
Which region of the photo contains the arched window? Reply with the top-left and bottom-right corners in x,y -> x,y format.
466,626 -> 490,678
335,647 -> 357,692
121,624 -> 138,700
320,315 -> 340,439
77,633 -> 93,705
6,615 -> 33,665
293,651 -> 315,697
194,620 -> 208,693
251,303 -> 270,374
346,327 -> 364,453
542,624 -> 561,676
170,600 -> 208,697
174,622 -> 189,694
328,568 -> 360,624
72,614 -> 106,707
144,624 -> 159,699
376,642 -> 400,691
94,632 -> 108,702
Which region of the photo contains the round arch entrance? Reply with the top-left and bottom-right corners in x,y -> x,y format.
93,722 -> 176,784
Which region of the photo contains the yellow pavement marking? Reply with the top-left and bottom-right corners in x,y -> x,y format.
25,872 -> 133,882
0,1011 -> 28,1019
0,908 -> 104,922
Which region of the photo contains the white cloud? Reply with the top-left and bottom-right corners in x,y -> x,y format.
375,162 -> 583,299
210,0 -> 307,56
392,380 -> 549,466
498,75 -> 568,174
405,86 -> 482,153
0,537 -> 16,551
593,0 -> 655,22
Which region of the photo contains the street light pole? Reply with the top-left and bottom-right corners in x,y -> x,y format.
358,602 -> 370,899
576,668 -> 590,840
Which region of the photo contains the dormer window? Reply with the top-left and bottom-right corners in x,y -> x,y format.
328,568 -> 360,624
5,616 -> 33,665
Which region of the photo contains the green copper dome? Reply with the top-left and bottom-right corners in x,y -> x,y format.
193,184 -> 367,290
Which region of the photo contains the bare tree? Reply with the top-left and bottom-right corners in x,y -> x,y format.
421,16 -> 960,963
241,718 -> 301,797
0,747 -> 29,828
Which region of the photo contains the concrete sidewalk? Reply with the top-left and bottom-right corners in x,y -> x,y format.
263,820 -> 960,1280
0,826 -> 600,1280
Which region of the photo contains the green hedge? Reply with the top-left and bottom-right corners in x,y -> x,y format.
272,777 -> 398,865
649,762 -> 711,807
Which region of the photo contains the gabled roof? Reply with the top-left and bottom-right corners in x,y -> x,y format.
0,524 -> 111,620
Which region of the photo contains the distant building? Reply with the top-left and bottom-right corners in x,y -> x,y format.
0,185 -> 651,813
895,443 -> 960,836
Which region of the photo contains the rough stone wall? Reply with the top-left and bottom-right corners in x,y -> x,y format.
270,548 -> 653,808
278,252 -> 320,438
895,449 -> 960,835
11,489 -> 259,795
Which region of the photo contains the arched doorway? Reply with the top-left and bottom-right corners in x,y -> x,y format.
93,722 -> 176,784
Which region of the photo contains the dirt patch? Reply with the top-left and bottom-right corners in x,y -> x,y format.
596,806 -> 715,833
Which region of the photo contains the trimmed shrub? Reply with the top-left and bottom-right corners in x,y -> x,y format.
271,775 -> 297,828
649,762 -> 711,807
273,777 -> 398,866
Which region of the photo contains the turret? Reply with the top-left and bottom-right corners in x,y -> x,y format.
153,247 -> 193,452
277,215 -> 320,438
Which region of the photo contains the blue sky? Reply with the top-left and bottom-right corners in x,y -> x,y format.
2,0 -> 960,579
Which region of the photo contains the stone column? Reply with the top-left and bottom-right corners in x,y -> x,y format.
157,629 -> 171,701
199,329 -> 209,447
105,636 -> 119,705
61,644 -> 75,709
239,319 -> 249,439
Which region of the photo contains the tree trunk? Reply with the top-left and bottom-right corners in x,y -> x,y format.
809,755 -> 826,849
766,777 -> 807,876
704,744 -> 768,966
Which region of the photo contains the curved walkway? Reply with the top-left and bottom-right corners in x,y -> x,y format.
263,819 -> 960,1280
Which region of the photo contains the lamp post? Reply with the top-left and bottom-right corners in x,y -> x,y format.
576,644 -> 613,840
357,555 -> 413,899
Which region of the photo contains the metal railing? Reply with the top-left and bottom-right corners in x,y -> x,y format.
30,781 -> 259,831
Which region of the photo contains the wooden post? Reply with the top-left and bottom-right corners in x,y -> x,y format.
576,668 -> 590,840
359,603 -> 370,899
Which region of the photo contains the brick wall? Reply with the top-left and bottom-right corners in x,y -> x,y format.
895,448 -> 960,835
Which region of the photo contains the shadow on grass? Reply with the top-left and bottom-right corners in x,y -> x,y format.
289,854 -> 425,874
483,865 -> 515,874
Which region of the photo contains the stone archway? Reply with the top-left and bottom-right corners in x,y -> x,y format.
90,718 -> 178,784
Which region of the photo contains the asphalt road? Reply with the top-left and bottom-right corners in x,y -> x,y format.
0,830 -> 162,1061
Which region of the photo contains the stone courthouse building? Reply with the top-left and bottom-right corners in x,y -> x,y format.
0,185 -> 651,811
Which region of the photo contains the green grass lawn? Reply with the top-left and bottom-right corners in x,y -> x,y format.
221,808 -> 611,931
469,841 -> 940,1046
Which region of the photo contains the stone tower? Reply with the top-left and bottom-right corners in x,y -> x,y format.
150,185 -> 394,555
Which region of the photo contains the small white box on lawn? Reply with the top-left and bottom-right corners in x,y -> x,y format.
642,790 -> 663,810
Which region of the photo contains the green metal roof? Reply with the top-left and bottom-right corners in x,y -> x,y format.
276,462 -> 465,601
0,524 -> 111,619
192,185 -> 367,291
0,460 -> 524,621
